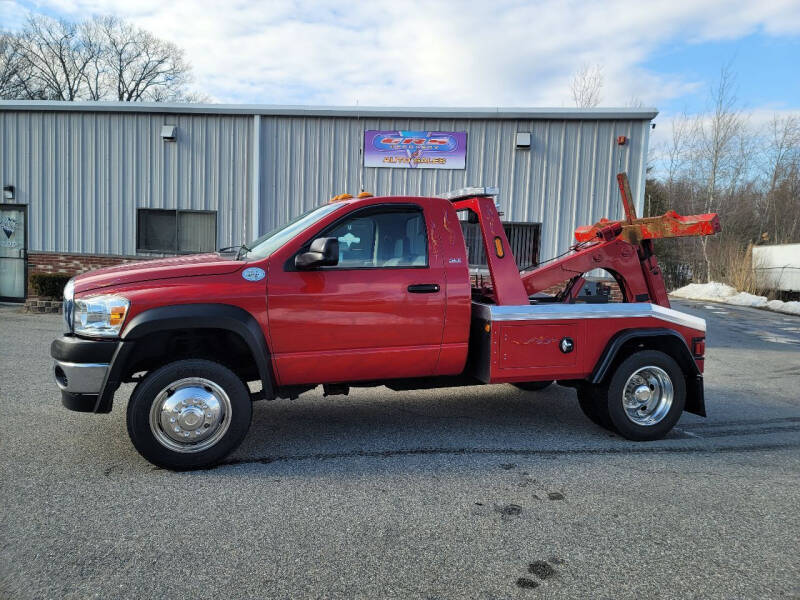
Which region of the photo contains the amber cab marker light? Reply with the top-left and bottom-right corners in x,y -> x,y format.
494,236 -> 505,258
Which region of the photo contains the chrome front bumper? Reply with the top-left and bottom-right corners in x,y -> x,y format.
54,361 -> 109,395
51,335 -> 120,413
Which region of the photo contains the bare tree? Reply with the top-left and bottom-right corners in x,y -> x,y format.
570,63 -> 603,108
761,115 -> 800,243
664,113 -> 691,191
646,65 -> 799,291
95,17 -> 194,101
0,33 -> 26,99
12,16 -> 99,101
693,65 -> 747,280
625,95 -> 645,108
1,14 -> 197,102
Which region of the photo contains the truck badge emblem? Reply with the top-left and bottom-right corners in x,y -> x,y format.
449,257 -> 462,264
559,337 -> 574,354
242,267 -> 266,282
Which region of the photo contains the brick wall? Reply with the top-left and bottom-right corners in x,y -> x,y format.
28,252 -> 145,280
23,252 -> 153,306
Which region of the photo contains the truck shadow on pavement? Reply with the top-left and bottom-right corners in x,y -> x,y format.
211,383 -> 800,473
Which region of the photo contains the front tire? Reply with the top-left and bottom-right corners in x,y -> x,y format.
126,359 -> 252,470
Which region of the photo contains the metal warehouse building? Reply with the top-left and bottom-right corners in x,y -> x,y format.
0,101 -> 656,302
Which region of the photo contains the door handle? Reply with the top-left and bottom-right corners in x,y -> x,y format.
408,283 -> 440,293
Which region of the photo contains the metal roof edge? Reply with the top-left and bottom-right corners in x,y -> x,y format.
0,100 -> 658,120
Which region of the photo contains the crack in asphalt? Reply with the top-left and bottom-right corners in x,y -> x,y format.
681,416 -> 800,429
219,441 -> 800,468
684,425 -> 800,438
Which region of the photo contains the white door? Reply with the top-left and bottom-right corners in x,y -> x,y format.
0,205 -> 26,301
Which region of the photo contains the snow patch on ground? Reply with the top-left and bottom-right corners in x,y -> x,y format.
726,292 -> 768,308
671,282 -> 800,316
670,282 -> 737,301
769,300 -> 800,315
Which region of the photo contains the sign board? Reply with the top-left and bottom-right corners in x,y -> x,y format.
364,130 -> 467,170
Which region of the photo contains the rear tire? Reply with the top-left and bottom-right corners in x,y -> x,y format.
126,359 -> 252,470
577,384 -> 612,429
578,350 -> 686,441
606,350 -> 685,441
513,380 -> 553,392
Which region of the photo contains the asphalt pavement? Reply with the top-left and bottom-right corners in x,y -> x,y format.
1,299 -> 799,599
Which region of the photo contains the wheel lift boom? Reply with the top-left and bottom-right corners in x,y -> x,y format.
449,173 -> 721,308
520,173 -> 721,307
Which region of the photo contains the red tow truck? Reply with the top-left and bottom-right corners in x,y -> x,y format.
51,174 -> 720,469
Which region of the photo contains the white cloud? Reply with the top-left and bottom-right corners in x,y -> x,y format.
4,0 -> 800,107
0,0 -> 30,29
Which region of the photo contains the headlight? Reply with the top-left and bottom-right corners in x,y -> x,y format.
73,295 -> 130,338
63,278 -> 75,332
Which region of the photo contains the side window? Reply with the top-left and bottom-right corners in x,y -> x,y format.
327,216 -> 376,268
320,206 -> 428,268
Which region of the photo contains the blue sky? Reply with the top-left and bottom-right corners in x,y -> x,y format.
2,0 -> 799,137
645,34 -> 800,115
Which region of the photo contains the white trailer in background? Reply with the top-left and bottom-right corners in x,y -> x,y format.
753,244 -> 800,292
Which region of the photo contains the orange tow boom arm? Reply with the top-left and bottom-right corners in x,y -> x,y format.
574,174 -> 721,244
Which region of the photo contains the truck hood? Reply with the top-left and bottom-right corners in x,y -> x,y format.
73,253 -> 243,293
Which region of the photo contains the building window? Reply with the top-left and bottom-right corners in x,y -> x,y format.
137,209 -> 217,253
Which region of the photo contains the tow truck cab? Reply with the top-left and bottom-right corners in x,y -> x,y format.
51,176 -> 718,469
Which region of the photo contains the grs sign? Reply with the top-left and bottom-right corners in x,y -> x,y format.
364,130 -> 467,170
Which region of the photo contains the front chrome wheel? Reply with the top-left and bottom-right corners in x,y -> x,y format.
148,377 -> 232,453
621,366 -> 674,426
128,359 -> 252,470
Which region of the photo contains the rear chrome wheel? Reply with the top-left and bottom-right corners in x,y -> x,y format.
577,350 -> 686,441
127,359 -> 252,470
606,350 -> 686,441
621,366 -> 674,426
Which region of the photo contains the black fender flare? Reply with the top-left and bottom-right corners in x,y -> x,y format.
95,303 -> 274,413
589,327 -> 705,417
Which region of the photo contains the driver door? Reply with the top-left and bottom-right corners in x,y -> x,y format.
266,203 -> 446,386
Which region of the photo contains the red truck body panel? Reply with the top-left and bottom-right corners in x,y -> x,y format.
264,196 -> 471,385
72,253 -> 243,294
451,195 -> 529,306
473,309 -> 704,383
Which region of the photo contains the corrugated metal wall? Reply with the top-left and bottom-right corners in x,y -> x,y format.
259,116 -> 649,262
0,110 -> 251,255
1,107 -> 650,262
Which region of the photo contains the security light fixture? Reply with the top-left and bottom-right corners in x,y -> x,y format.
161,125 -> 177,142
3,185 -> 13,200
516,132 -> 531,149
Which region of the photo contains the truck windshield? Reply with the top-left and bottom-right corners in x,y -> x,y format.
239,203 -> 344,260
